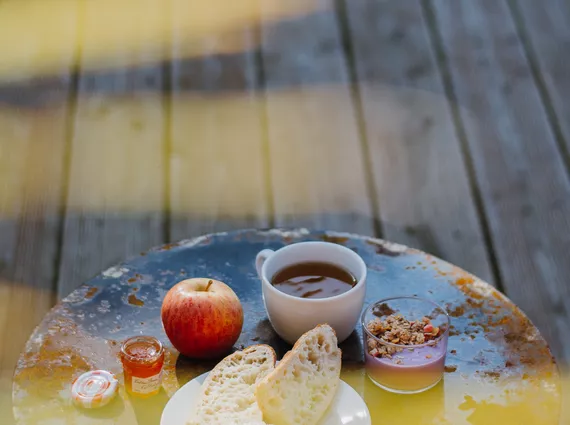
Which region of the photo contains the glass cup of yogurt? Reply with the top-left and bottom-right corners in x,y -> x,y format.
361,296 -> 450,394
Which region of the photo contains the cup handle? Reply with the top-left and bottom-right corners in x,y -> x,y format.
255,249 -> 274,278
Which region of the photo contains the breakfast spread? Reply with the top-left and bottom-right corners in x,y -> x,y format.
68,241 -> 455,424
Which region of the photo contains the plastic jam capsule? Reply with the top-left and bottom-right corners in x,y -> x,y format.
120,336 -> 165,397
71,370 -> 118,408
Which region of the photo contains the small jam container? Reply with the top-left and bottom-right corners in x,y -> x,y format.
120,335 -> 165,398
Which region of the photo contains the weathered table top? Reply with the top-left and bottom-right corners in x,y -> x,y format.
2,1 -> 570,423
12,230 -> 560,424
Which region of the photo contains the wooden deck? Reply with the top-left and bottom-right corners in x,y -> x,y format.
1,0 -> 570,422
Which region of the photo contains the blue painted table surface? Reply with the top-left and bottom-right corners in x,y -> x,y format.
13,229 -> 560,424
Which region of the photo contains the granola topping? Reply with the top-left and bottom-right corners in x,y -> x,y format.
366,313 -> 444,358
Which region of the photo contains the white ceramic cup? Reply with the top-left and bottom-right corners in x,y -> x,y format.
255,241 -> 367,345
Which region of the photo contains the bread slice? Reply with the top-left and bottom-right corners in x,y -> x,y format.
255,324 -> 342,425
187,345 -> 276,425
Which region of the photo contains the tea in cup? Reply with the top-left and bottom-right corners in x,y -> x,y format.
255,241 -> 367,344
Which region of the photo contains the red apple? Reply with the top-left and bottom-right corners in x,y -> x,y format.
161,278 -> 244,359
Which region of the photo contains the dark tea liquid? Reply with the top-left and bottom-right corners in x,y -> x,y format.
271,262 -> 356,299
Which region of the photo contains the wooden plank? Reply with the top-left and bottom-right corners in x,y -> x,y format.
169,5 -> 269,240
0,0 -> 320,82
57,0 -> 166,300
0,1 -> 78,418
0,83 -> 74,425
260,0 -> 374,234
430,0 -> 570,362
342,0 -> 495,284
510,0 -> 570,162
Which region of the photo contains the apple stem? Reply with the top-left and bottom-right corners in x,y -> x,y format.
206,280 -> 213,291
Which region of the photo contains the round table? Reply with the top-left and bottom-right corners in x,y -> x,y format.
13,229 -> 560,424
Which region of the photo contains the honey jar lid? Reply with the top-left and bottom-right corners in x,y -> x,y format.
71,370 -> 118,409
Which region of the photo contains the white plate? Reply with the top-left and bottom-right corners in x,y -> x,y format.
161,370 -> 371,425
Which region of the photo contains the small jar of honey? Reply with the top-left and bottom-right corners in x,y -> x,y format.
120,336 -> 165,398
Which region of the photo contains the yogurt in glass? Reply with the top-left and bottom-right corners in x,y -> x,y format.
361,297 -> 450,394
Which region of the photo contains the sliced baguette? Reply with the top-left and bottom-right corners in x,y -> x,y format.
187,344 -> 276,425
256,324 -> 342,425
